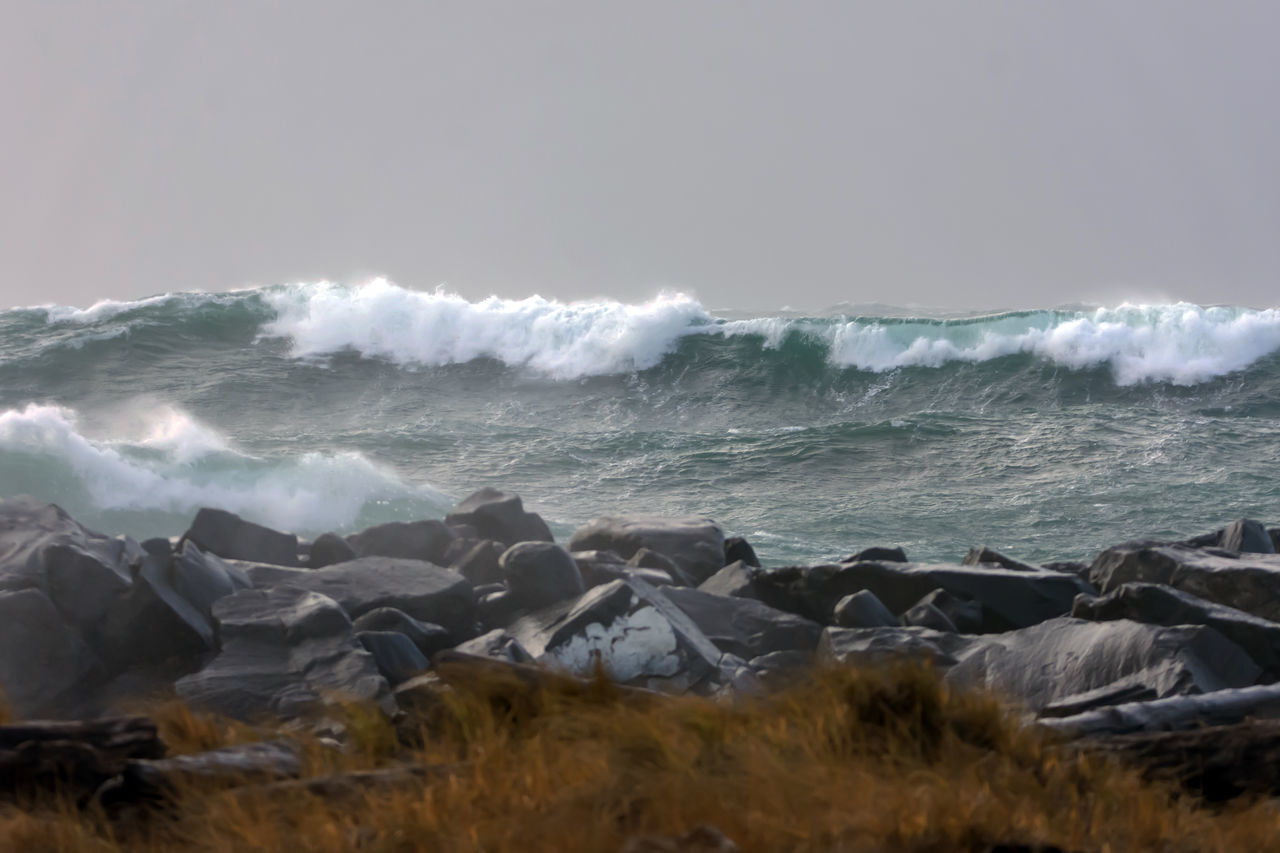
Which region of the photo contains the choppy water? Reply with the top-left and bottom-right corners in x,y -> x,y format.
2,279 -> 1278,565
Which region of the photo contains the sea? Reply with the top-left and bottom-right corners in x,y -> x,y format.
2,278 -> 1277,567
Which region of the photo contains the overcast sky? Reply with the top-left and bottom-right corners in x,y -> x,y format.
2,1 -> 1277,312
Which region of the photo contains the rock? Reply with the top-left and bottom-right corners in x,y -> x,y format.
346,520 -> 455,565
181,507 -> 298,567
448,540 -> 505,586
1039,683 -> 1280,737
747,649 -> 814,686
900,600 -> 957,633
819,626 -> 975,669
0,716 -> 164,804
507,578 -> 724,691
175,586 -> 393,720
568,515 -> 726,586
627,547 -> 688,584
1072,582 -> 1280,680
573,550 -> 673,589
452,629 -> 534,664
724,536 -> 760,568
243,557 -> 475,640
0,588 -> 101,716
912,588 -> 984,634
844,546 -> 907,563
307,533 -> 356,569
97,740 -> 301,807
357,631 -> 430,685
660,586 -> 823,659
445,488 -> 553,547
1271,527 -> 1280,553
832,590 -> 898,629
1042,561 -> 1091,578
1088,543 -> 1280,621
962,546 -> 1038,572
1220,519 -> 1276,554
500,541 -> 585,611
352,608 -> 453,658
139,537 -> 172,558
697,562 -> 808,616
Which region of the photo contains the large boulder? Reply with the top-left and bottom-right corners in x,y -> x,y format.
1089,543 -> 1280,621
356,631 -> 430,686
507,578 -> 725,691
243,557 -> 476,640
818,626 -> 976,668
181,508 -> 298,567
660,586 -> 823,659
307,533 -> 356,569
352,607 -> 453,658
1220,519 -> 1276,554
445,489 -> 553,547
0,588 -> 101,715
346,520 -> 455,565
573,550 -> 674,590
832,590 -> 898,629
500,541 -> 585,611
1073,583 -> 1280,680
568,516 -> 726,586
448,540 -> 505,586
175,586 -> 393,720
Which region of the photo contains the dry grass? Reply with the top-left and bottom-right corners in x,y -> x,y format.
4,663 -> 1280,852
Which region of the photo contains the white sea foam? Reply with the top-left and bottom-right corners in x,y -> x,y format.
0,403 -> 444,533
260,278 -> 715,379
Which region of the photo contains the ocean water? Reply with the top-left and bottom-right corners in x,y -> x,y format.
2,279 -> 1278,566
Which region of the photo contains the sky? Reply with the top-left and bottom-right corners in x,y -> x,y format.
2,1 -> 1277,312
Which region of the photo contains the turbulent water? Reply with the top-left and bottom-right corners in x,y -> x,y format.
2,278 -> 1278,566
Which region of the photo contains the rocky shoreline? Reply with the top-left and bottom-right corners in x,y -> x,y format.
4,490 -> 1280,809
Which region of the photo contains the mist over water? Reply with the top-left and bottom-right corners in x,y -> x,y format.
2,280 -> 1278,564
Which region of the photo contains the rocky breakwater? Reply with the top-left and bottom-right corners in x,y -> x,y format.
3,492 -> 1280,802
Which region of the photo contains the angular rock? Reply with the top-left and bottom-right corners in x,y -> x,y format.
357,631 -> 430,685
0,588 -> 100,715
175,586 -> 393,720
1088,543 -> 1280,621
500,541 -> 585,611
1039,683 -> 1280,737
723,536 -> 760,568
627,547 -> 688,584
844,546 -> 907,564
900,600 -> 957,633
1220,519 -> 1276,554
697,562 -> 808,616
346,520 -> 455,565
1072,582 -> 1280,680
912,588 -> 984,634
569,516 -> 726,586
352,608 -> 453,658
962,546 -> 1038,572
243,557 -> 475,640
507,578 -> 724,690
448,539 -> 505,586
832,590 -> 898,629
307,533 -> 356,569
445,488 -> 553,547
451,628 -> 534,664
573,550 -> 673,590
660,586 -> 822,659
182,508 -> 298,567
819,626 -> 976,669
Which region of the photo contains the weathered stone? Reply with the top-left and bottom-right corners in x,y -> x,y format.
660,586 -> 822,659
352,608 -> 453,658
724,537 -> 760,568
627,547 -> 688,585
243,557 -> 475,640
448,540 -> 505,586
819,625 -> 975,669
900,600 -> 957,633
451,628 -> 535,664
962,546 -> 1038,572
569,516 -> 726,586
0,588 -> 100,715
445,488 -> 553,547
1220,519 -> 1276,554
357,631 -> 430,685
912,588 -> 984,634
1039,683 -> 1280,737
500,541 -> 585,611
1088,543 -> 1280,621
307,533 -> 356,569
346,520 -> 455,565
1072,582 -> 1280,680
697,562 -> 808,616
507,578 -> 723,690
832,590 -> 898,629
175,586 -> 393,720
182,508 -> 298,567
574,550 -> 674,589
843,546 -> 907,564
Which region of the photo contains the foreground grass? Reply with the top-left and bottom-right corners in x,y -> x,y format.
3,664 -> 1279,852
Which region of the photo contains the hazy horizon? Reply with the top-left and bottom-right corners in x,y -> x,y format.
3,1 -> 1277,312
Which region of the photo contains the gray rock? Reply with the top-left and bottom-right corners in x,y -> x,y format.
832,590 -> 898,629
445,488 -> 553,547
1221,519 -> 1276,554
243,557 -> 476,640
182,507 -> 298,567
448,539 -> 505,586
912,588 -> 984,634
357,631 -> 430,685
724,537 -> 760,568
1072,582 -> 1280,679
1089,543 -> 1280,621
569,515 -> 726,586
627,547 -> 689,585
500,541 -> 585,611
175,586 -> 393,720
1040,683 -> 1280,737
507,578 -> 724,691
352,607 -> 453,658
0,588 -> 101,715
307,532 -> 357,568
660,586 -> 823,659
453,628 -> 534,664
900,601 -> 958,633
1271,527 -> 1280,553
819,625 -> 975,668
962,546 -> 1038,572
696,562 -> 808,616
573,550 -> 674,589
843,546 -> 907,564
346,520 -> 455,564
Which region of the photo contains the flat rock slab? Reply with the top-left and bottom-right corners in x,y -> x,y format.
1039,683 -> 1280,737
661,586 -> 822,659
244,557 -> 475,640
1089,544 -> 1280,621
569,516 -> 726,586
